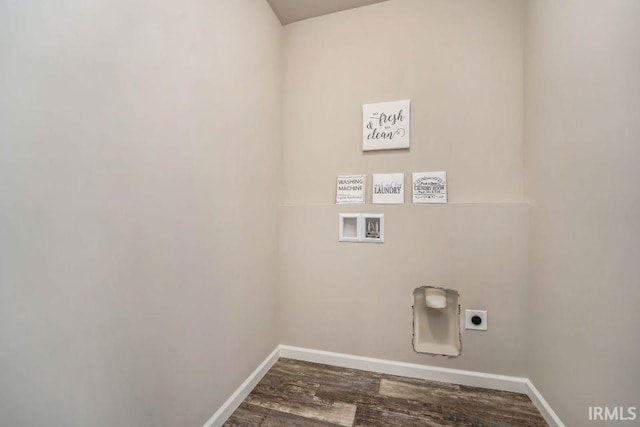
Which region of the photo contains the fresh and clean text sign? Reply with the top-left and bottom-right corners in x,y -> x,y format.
362,99 -> 410,151
336,175 -> 366,204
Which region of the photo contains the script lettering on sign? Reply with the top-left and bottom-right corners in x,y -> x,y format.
362,99 -> 410,151
372,173 -> 404,204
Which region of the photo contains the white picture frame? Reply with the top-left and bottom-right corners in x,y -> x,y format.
362,99 -> 410,151
336,175 -> 366,204
372,173 -> 404,204
412,171 -> 447,204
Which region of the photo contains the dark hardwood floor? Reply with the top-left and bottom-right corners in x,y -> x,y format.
224,358 -> 548,427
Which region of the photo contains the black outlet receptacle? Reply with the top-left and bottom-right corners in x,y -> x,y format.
471,315 -> 483,325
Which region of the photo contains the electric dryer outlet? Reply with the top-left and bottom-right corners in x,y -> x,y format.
465,310 -> 488,331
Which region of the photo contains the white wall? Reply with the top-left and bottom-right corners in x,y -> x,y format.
0,1 -> 282,426
279,0 -> 529,376
525,1 -> 640,425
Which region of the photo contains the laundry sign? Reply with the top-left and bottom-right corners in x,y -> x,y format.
362,99 -> 410,151
336,175 -> 366,204
372,173 -> 404,204
412,171 -> 447,204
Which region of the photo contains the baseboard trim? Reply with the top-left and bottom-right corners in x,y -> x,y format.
279,345 -> 528,393
525,380 -> 565,427
202,346 -> 280,427
204,344 -> 564,427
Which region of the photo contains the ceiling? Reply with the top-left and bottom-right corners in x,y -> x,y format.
267,0 -> 389,25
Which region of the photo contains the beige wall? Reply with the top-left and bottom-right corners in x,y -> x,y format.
3,0 -> 638,425
525,0 -> 640,425
279,0 -> 530,376
282,0 -> 525,205
0,1 -> 282,426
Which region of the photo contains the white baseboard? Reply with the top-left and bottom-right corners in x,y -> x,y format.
279,345 -> 528,394
525,380 -> 565,427
204,344 -> 564,427
202,346 -> 280,427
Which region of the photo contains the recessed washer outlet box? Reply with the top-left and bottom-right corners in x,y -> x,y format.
338,213 -> 384,243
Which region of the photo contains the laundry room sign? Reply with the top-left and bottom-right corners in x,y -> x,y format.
362,99 -> 410,151
412,171 -> 447,204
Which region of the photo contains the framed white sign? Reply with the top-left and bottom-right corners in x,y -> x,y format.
412,171 -> 447,204
362,99 -> 410,151
372,173 -> 404,204
336,175 -> 366,204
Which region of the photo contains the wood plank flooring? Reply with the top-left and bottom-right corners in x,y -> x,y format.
224,358 -> 548,427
